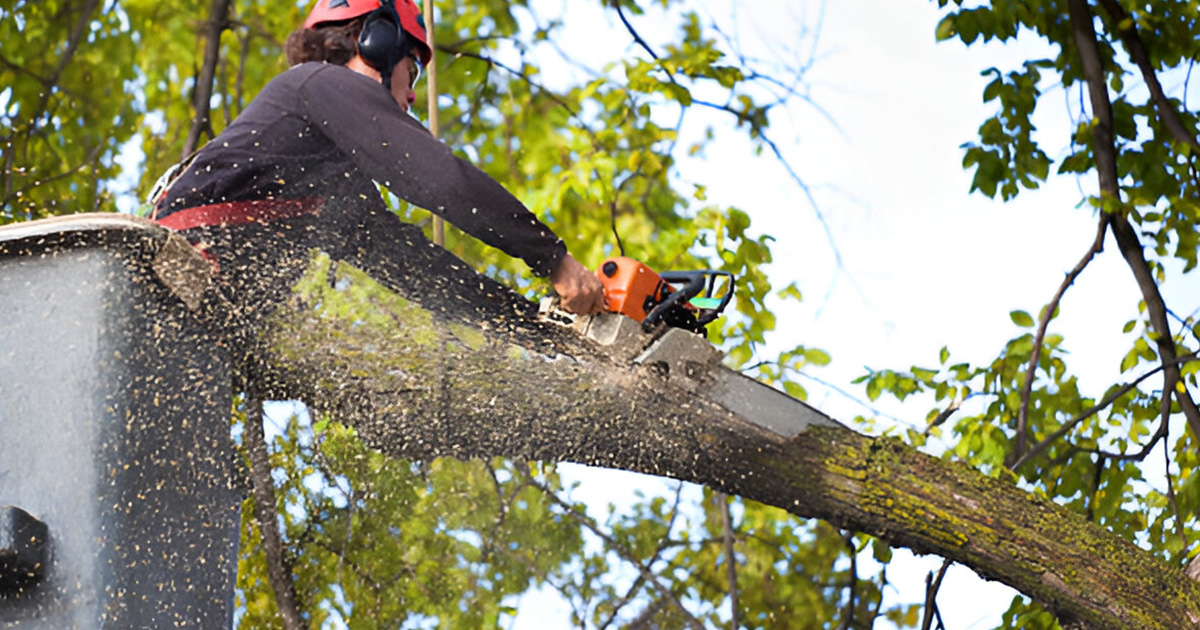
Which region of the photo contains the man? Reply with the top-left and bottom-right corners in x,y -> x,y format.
153,0 -> 604,316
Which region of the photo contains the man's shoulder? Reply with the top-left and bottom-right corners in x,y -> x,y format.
276,62 -> 373,91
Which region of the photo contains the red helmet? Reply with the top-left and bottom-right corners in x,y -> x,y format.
303,0 -> 432,66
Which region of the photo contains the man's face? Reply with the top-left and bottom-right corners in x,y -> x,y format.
390,53 -> 422,112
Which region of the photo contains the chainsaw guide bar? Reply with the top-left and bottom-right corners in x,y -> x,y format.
538,302 -> 841,438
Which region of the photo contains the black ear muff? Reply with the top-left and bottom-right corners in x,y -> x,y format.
358,0 -> 410,91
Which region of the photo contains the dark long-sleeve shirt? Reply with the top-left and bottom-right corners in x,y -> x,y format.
158,62 -> 566,276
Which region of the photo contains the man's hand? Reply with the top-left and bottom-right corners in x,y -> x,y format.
550,254 -> 605,315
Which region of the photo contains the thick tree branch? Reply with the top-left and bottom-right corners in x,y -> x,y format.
244,395 -> 308,630
244,239 -> 1200,630
1012,214 -> 1108,464
1066,0 -> 1200,441
1095,0 -> 1200,149
11,215 -> 1200,630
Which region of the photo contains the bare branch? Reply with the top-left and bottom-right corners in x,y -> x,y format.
597,483 -> 685,630
183,0 -> 233,157
1012,214 -> 1109,465
1162,435 -> 1188,561
717,493 -> 740,630
607,0 -> 849,275
244,395 -> 308,630
838,532 -> 858,630
920,559 -> 952,630
612,1 -> 664,65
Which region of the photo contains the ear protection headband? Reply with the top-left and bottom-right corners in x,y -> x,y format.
357,0 -> 413,90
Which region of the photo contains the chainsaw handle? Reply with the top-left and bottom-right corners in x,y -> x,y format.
642,272 -> 702,332
677,270 -> 734,328
642,270 -> 734,332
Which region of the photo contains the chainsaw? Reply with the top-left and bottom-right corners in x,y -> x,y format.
540,257 -> 836,438
594,257 -> 734,334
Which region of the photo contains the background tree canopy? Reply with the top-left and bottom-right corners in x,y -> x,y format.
2,0 -> 1198,628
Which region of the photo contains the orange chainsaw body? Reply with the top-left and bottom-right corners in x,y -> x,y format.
596,257 -> 671,322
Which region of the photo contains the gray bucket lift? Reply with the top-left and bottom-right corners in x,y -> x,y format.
0,215 -> 239,628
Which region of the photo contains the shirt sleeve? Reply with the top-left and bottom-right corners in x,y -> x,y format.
295,63 -> 567,277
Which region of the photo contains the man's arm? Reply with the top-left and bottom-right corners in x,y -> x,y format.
297,64 -> 567,276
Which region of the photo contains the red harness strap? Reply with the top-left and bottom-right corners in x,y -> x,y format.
154,197 -> 322,231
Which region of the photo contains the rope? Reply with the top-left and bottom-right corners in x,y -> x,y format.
424,0 -> 444,247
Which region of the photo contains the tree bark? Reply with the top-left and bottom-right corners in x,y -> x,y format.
241,242 -> 1200,630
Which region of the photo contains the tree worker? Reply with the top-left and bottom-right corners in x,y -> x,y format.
150,0 -> 604,321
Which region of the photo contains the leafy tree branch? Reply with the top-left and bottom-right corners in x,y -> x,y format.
1094,0 -> 1200,150
1066,0 -> 1200,440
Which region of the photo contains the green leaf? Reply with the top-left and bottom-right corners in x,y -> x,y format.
1010,310 -> 1035,328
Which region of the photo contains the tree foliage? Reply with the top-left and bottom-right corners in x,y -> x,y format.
853,0 -> 1200,625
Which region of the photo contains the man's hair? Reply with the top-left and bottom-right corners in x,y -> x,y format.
285,18 -> 365,66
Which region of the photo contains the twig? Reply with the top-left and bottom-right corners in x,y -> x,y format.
1162,435 -> 1188,560
609,0 -> 849,276
1012,214 -> 1108,465
868,564 -> 889,627
1086,455 -> 1106,522
924,400 -> 961,436
244,394 -> 308,630
442,47 -> 581,118
0,143 -> 105,211
1091,382 -> 1172,462
920,559 -> 952,630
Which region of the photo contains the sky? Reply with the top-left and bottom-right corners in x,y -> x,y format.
516,0 -> 1199,628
